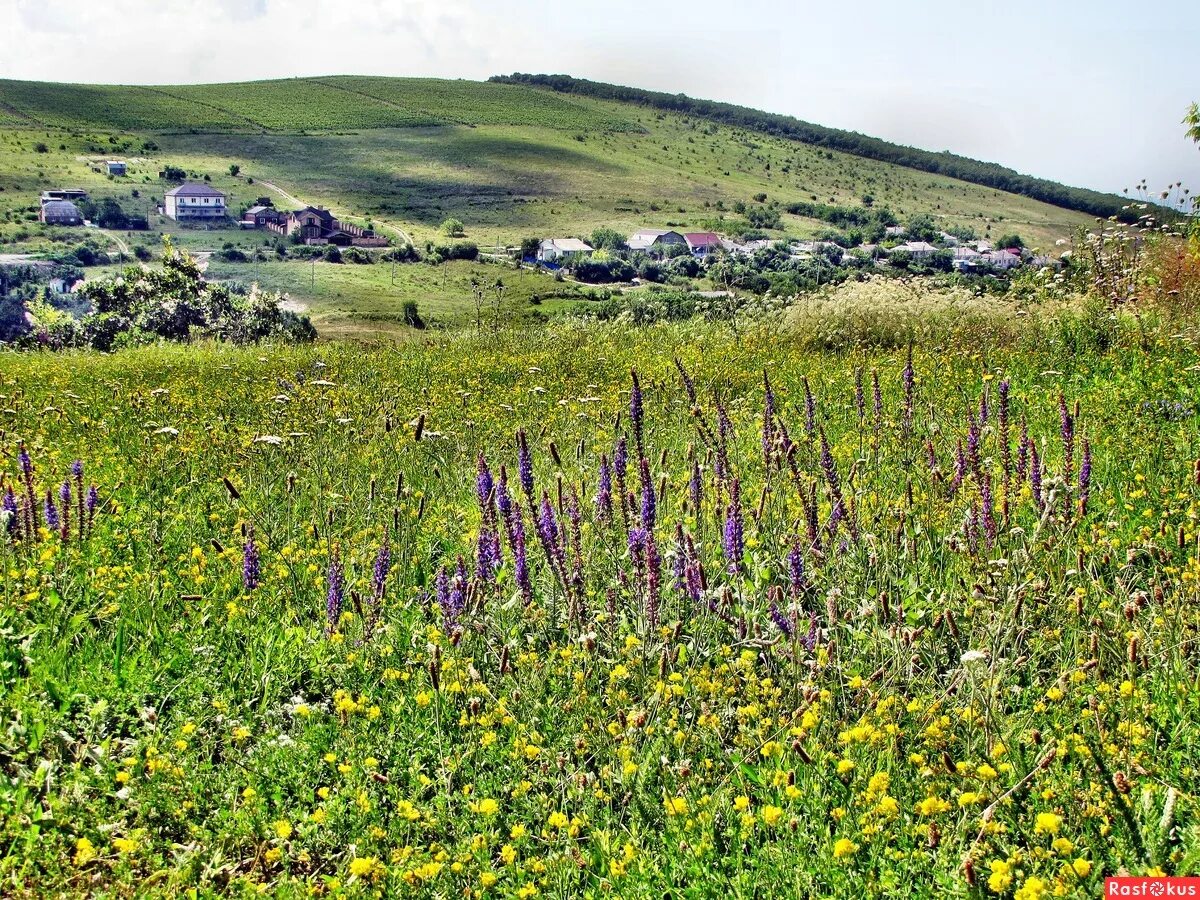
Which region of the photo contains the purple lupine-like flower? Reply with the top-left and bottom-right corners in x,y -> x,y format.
243,528 -> 261,591
787,539 -> 807,602
854,367 -> 865,422
1078,437 -> 1092,515
803,376 -> 816,436
451,557 -> 468,620
43,491 -> 59,531
1030,442 -> 1043,511
723,478 -> 744,576
950,439 -> 967,495
596,453 -> 613,522
372,537 -> 391,600
902,347 -> 915,432
72,460 -> 85,542
871,369 -> 883,423
676,357 -> 697,406
627,525 -> 647,556
977,391 -> 989,427
981,474 -> 997,548
801,614 -> 819,652
3,487 -> 18,538
19,446 -> 32,479
629,369 -> 645,453
476,527 -> 502,583
511,506 -> 531,605
645,530 -> 662,630
966,416 -> 982,477
476,454 -> 494,513
497,468 -> 515,537
326,550 -> 344,633
769,597 -> 793,638
435,565 -> 452,625
689,459 -> 702,517
1059,394 -> 1075,483
536,492 -> 566,582
86,485 -> 98,528
516,429 -> 534,503
819,431 -> 842,502
639,456 -> 656,532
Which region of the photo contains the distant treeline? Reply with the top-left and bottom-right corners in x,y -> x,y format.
490,73 -> 1135,221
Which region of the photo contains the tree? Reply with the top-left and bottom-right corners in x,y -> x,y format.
590,227 -> 627,252
229,164 -> 241,176
1186,102 -> 1200,146
996,233 -> 1024,250
520,237 -> 541,260
441,217 -> 466,237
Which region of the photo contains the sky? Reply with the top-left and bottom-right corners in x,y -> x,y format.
1,0 -> 1197,197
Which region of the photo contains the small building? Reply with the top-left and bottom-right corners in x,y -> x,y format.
242,205 -> 281,227
41,189 -> 89,204
627,228 -> 687,254
284,206 -> 337,241
164,182 -> 227,221
683,232 -> 723,257
981,250 -> 1021,270
39,200 -> 84,226
106,160 -> 127,176
536,238 -> 594,264
891,241 -> 937,259
885,225 -> 907,238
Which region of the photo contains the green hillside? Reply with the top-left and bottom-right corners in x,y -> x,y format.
0,75 -> 1114,335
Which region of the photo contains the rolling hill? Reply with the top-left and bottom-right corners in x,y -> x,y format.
0,75 -> 1123,335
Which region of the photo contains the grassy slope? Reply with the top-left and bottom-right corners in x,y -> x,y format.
0,77 -> 1096,334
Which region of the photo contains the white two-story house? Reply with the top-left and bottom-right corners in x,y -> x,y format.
164,182 -> 227,221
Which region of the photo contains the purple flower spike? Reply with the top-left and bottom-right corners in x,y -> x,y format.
770,597 -> 793,638
723,479 -> 744,576
1078,438 -> 1092,516
243,528 -> 261,591
326,550 -> 344,634
630,369 -> 644,453
516,429 -> 534,503
373,538 -> 391,601
43,491 -> 59,531
596,453 -> 613,522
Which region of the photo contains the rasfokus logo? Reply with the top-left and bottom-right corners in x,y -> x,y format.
1106,878 -> 1200,897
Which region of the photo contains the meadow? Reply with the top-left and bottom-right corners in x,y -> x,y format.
202,257 -> 597,338
2,314 -> 1199,897
0,76 -> 1098,264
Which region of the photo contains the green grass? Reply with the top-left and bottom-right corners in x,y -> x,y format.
204,257 -> 597,338
0,76 -> 1094,260
1,318 -> 1198,896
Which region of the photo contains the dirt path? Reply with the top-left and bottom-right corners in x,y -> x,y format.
258,179 -> 413,248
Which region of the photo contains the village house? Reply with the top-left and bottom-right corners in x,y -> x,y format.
106,160 -> 127,176
890,240 -> 937,259
536,238 -> 594,264
164,182 -> 227,221
627,229 -> 687,255
261,206 -> 384,246
241,205 -> 281,227
39,199 -> 83,226
683,232 -> 723,257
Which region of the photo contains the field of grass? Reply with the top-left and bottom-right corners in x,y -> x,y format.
204,257 -> 597,338
0,77 -> 1095,264
2,316 -> 1199,896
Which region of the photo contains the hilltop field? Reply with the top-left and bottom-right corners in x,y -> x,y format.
0,76 -> 1107,336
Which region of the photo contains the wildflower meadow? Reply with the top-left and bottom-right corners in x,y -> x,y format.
2,320 -> 1199,897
